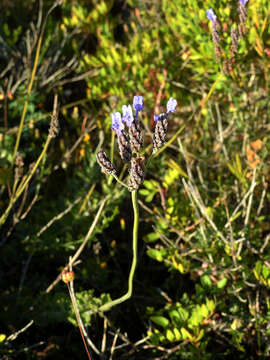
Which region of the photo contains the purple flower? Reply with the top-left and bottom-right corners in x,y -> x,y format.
122,104 -> 134,128
206,8 -> 217,23
166,97 -> 177,114
240,0 -> 248,5
154,98 -> 177,122
111,112 -> 124,136
133,96 -> 143,112
133,95 -> 143,120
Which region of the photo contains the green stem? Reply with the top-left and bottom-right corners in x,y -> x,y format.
108,131 -> 115,186
12,0 -> 60,164
12,35 -> 43,164
0,136 -> 51,228
98,190 -> 139,312
112,174 -> 128,188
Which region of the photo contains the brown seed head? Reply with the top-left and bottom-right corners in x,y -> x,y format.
96,150 -> 117,175
128,157 -> 145,192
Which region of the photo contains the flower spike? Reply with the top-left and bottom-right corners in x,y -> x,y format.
122,104 -> 134,128
206,8 -> 217,23
153,97 -> 177,153
166,97 -> 177,114
111,112 -> 124,136
133,96 -> 143,121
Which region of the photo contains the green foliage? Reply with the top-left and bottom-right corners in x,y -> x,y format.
1,0 -> 270,358
147,295 -> 216,348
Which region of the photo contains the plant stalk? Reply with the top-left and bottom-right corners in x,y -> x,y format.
98,190 -> 139,312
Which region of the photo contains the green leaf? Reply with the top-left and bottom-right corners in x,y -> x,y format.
181,327 -> 193,341
169,309 -> 181,323
217,278 -> 227,289
166,328 -> 175,342
263,264 -> 270,279
150,315 -> 169,328
177,306 -> 189,322
0,334 -> 6,343
147,249 -> 165,262
173,327 -> 182,341
144,232 -> 160,243
206,298 -> 216,313
200,274 -> 212,288
200,304 -> 208,318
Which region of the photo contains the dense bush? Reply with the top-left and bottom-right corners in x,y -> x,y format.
1,0 -> 270,359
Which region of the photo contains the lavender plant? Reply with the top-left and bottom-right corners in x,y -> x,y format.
96,95 -> 177,312
206,0 -> 248,74
206,8 -> 222,60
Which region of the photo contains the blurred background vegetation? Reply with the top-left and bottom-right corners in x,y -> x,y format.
1,0 -> 270,358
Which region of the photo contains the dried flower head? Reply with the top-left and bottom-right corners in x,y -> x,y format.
129,121 -> 143,155
14,153 -> 24,181
111,112 -> 132,162
48,113 -> 59,138
230,27 -> 239,56
238,0 -> 248,36
118,131 -> 132,162
128,157 -> 145,192
153,116 -> 168,153
153,98 -> 177,153
96,150 -> 117,175
62,269 -> 75,284
122,97 -> 144,155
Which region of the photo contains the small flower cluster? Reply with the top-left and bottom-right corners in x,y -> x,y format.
206,8 -> 222,60
206,1 -> 248,73
97,96 -> 177,192
239,0 -> 248,36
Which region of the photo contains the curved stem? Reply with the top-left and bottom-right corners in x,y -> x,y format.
98,190 -> 139,312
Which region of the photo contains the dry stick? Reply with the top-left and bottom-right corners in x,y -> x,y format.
52,121 -> 96,173
109,328 -> 120,360
0,95 -> 58,232
6,320 -> 34,342
6,182 -> 29,237
17,254 -> 33,300
0,136 -> 51,230
67,277 -> 100,358
99,313 -> 136,353
17,197 -> 82,296
215,102 -> 229,161
101,318 -> 108,353
45,197 -> 108,294
183,179 -> 228,245
244,167 -> 257,227
224,170 -> 257,229
222,197 -> 237,265
5,99 -> 90,136
36,196 -> 82,238
178,139 -> 208,245
79,185 -> 95,215
257,174 -> 267,216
